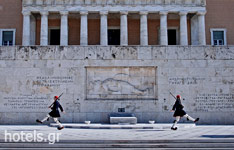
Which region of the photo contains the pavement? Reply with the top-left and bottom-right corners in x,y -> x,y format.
0,124 -> 234,149
49,123 -> 196,129
1,124 -> 234,141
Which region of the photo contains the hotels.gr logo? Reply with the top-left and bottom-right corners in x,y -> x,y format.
5,130 -> 61,144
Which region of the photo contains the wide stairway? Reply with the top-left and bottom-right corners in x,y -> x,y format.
1,139 -> 234,149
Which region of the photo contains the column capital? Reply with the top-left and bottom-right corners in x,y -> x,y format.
60,11 -> 69,16
40,11 -> 49,16
120,11 -> 128,15
139,11 -> 148,16
80,11 -> 88,16
159,11 -> 168,15
100,11 -> 108,16
22,10 -> 31,16
197,11 -> 207,16
179,11 -> 188,16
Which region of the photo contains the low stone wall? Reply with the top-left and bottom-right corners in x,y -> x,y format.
0,46 -> 233,125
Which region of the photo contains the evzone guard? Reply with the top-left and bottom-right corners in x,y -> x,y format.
171,94 -> 199,130
36,95 -> 65,130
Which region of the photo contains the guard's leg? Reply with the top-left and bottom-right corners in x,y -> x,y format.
184,114 -> 199,122
53,118 -> 64,130
171,116 -> 180,130
36,114 -> 50,124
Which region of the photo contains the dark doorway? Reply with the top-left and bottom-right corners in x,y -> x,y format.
108,29 -> 120,45
50,29 -> 60,45
168,29 -> 177,45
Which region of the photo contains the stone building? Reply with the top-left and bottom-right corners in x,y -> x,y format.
0,0 -> 234,125
0,0 -> 233,46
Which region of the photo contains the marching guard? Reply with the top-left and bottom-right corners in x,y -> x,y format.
171,95 -> 199,130
36,95 -> 65,130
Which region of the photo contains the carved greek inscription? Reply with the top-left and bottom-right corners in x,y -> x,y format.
33,76 -> 73,87
169,77 -> 205,85
3,95 -> 49,112
194,94 -> 234,112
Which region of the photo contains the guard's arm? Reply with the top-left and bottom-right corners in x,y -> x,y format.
172,104 -> 176,111
59,104 -> 64,112
48,102 -> 54,109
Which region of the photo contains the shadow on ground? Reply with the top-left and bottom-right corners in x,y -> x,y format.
135,130 -> 165,132
202,135 -> 234,138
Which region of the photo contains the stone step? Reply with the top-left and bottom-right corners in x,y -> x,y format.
1,141 -> 234,149
1,148 -> 234,150
59,139 -> 234,144
1,139 -> 234,143
50,123 -> 196,129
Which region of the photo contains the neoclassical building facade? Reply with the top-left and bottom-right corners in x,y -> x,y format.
0,0 -> 234,45
1,0 -> 234,46
21,0 -> 207,46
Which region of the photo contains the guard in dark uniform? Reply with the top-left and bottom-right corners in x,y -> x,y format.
36,96 -> 65,130
171,95 -> 199,130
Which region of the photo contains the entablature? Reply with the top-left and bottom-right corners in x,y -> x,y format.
23,0 -> 206,7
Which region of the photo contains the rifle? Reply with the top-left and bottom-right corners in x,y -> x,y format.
169,92 -> 177,100
48,93 -> 63,108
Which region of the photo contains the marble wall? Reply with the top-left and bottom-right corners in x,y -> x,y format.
0,46 -> 233,124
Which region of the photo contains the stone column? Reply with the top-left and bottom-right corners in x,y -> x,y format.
179,11 -> 188,45
100,11 -> 108,46
120,11 -> 128,46
80,11 -> 88,45
160,11 -> 168,45
195,0 -> 201,5
60,11 -> 69,46
40,11 -> 49,46
22,10 -> 31,46
30,15 -> 36,45
140,11 -> 148,46
197,11 -> 206,45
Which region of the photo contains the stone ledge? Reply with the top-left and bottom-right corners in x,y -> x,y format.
50,123 -> 196,129
0,46 -> 234,60
110,117 -> 137,124
23,0 -> 206,6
